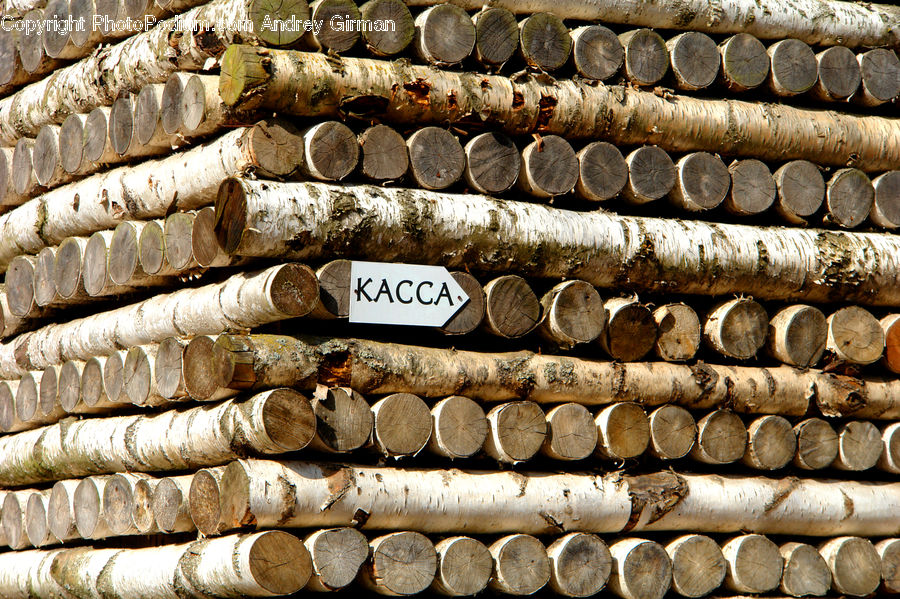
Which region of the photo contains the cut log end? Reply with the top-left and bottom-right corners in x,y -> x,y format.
598,298 -> 657,362
774,160 -> 825,224
519,13 -> 571,72
407,126 -> 465,191
15,372 -> 39,423
723,534 -> 783,594
820,537 -> 881,597
309,0 -> 361,52
666,535 -> 726,598
82,232 -> 110,297
691,410 -> 747,464
871,171 -> 900,230
489,534 -> 551,596
620,29 -> 669,86
33,247 -> 57,308
439,272 -> 485,335
302,121 -> 359,182
164,212 -> 196,271
432,536 -> 492,596
483,275 -> 541,339
624,145 -> 675,204
80,357 -> 106,408
834,420 -> 881,471
258,389 -> 317,452
132,479 -> 156,534
648,405 -> 696,460
415,4 -> 475,65
877,539 -> 900,594
359,124 -> 408,182
815,46 -> 861,101
123,347 -> 153,407
518,135 -> 578,198
571,25 -> 624,81
428,395 -> 487,459
73,477 -> 103,539
667,32 -> 719,90
59,115 -> 85,175
742,415 -> 796,470
358,0 -> 415,56
595,402 -> 650,460
311,386 -> 373,453
11,138 -> 34,196
485,401 -> 547,464
548,533 -> 611,597
188,469 -> 223,536
364,531 -> 437,596
109,222 -> 141,285
138,221 -> 166,275
720,33 -> 769,91
472,7 -> 518,66
463,131 -> 520,195
780,542 -> 832,597
827,306 -> 884,365
793,418 -> 838,470
268,263 -> 320,317
726,159 -> 776,216
371,393 -> 432,457
538,280 -> 605,348
609,538 -> 672,599
161,75 -> 185,135
669,152 -> 730,212
33,125 -> 61,188
542,402 -> 598,461
652,303 -> 701,362
248,0 -> 311,47
305,527 -> 368,591
704,298 -> 768,360
247,530 -> 313,594
151,477 -> 186,533
103,474 -> 138,535
575,141 -> 627,202
767,39 -> 818,96
154,337 -> 185,400
182,336 -> 224,401
766,304 -> 827,368
48,481 -> 76,542
6,256 -> 36,317
826,168 -> 874,229
856,49 -> 900,106
24,492 -> 50,547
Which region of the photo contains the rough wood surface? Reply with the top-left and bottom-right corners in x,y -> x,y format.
307,0 -> 361,52
301,121 -> 359,182
766,304 -> 827,368
647,404 -> 696,460
575,141 -> 628,202
32,247 -> 57,308
877,539 -> 900,594
666,534 -> 726,598
547,533 -> 611,597
541,402 -> 597,461
619,28 -> 668,85
415,4 -> 475,65
359,124 -> 408,182
463,131 -> 520,194
813,46 -> 861,101
432,536 -> 492,597
151,474 -> 198,534
597,297 -> 657,361
669,151 -> 730,212
164,212 -> 198,272
622,146 -> 675,204
24,490 -> 54,547
131,478 -> 157,534
484,401 -> 547,463
361,531 -> 436,595
667,31 -> 719,90
304,527 -> 369,592
428,395 -> 487,459
742,415 -> 796,470
826,306 -> 885,365
571,25 -> 623,81
719,34 -> 769,91
152,337 -> 188,402
359,0 -> 415,56
767,39 -> 818,96
704,298 -> 768,360
472,7 -> 518,67
519,12 -> 571,71
309,386 -> 373,454
538,280 -> 605,348
6,255 -> 37,317
371,393 -> 432,457
188,467 -> 227,536
833,420 -> 882,471
819,536 -> 881,596
595,402 -> 649,460
825,168 -> 874,229
439,271 -> 485,335
47,479 -> 80,543
691,410 -> 747,464
407,126 -> 464,190
855,49 -> 900,107
871,171 -> 900,230
723,534 -> 783,593
792,418 -> 838,470
780,542 -> 831,597
652,303 -> 701,362
482,275 -> 541,339
773,160 -> 825,224
489,534 -> 550,595
725,159 -> 776,216
518,135 -> 579,198
609,538 -> 671,599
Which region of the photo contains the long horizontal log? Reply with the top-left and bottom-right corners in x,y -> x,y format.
0,263 -> 317,378
0,388 -> 314,486
219,48 -> 900,170
0,531 -> 311,598
209,459 -> 900,537
0,121 -> 301,272
216,179 -> 900,306
0,0 -> 309,146
401,0 -> 899,49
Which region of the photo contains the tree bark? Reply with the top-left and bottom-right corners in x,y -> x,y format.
309,385 -> 374,454
571,25 -> 623,81
773,160 -> 825,225
359,0 -> 415,56
518,135 -> 578,198
575,141 -> 627,202
31,531 -> 311,598
742,415 -> 796,470
647,404 -> 696,460
595,402 -> 649,460
826,306 -> 885,365
519,13 -> 571,72
704,298 -> 768,360
667,31 -> 719,90
484,401 -> 547,464
198,332 -> 830,417
691,410 -> 747,464
597,297 -> 657,361
304,527 -> 369,592
407,126 -> 464,190
359,124 -> 409,183
818,536 -> 881,597
766,304 -> 827,368
0,121 -> 303,272
608,538 -> 671,599
825,168 -> 874,229
361,531 -> 436,596
779,542 -> 831,597
463,131 -> 519,194
415,4 -> 475,65
871,171 -> 900,230
471,7 -> 518,67
547,533 -> 610,597
813,46 -> 861,101
723,534 -> 782,593
428,395 -> 487,459
370,392 -> 432,457
431,535 -> 492,597
792,418 -> 838,470
219,47 -> 900,170
482,275 -> 541,339
0,263 -> 318,377
725,159 -> 776,216
489,534 -> 550,595
541,402 -> 596,461
652,303 -> 700,362
619,29 -> 668,86
833,420 -> 882,471
152,474 -> 201,534
666,535 -> 726,598
719,34 -> 769,91
767,39 -> 818,96
855,49 -> 900,107
0,389 -> 315,486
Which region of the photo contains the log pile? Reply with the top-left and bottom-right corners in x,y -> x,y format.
0,0 -> 896,597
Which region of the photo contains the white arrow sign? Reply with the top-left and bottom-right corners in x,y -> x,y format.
349,261 -> 469,327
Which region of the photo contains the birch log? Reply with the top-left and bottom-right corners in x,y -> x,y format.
0,263 -> 318,376
597,298 -> 656,361
370,393 -> 432,457
779,542 -> 831,597
361,531 -> 436,595
652,303 -> 700,362
0,389 -> 315,486
472,7 -> 518,67
793,418 -> 838,470
647,405 -> 696,460
547,533 -> 611,597
774,160 -> 825,225
871,171 -> 900,230
825,168 -> 874,229
571,25 -> 623,82
47,479 -> 80,543
489,534 -> 550,595
541,402 -> 597,461
766,304 -> 827,368
882,422 -> 900,474
103,472 -> 150,536
819,537 -> 881,596
704,298 -> 768,360
358,124 -> 408,183
608,538 -> 671,599
725,159 -> 776,216
742,415 -> 796,470
595,402 -> 649,460
431,536 -> 492,597
152,474 -> 201,534
216,179 -> 900,306
619,29 -> 668,86
24,490 -> 54,547
767,39 -> 818,96
877,539 -> 900,594
200,332 -> 835,417
309,386 -> 373,454
855,49 -> 900,107
813,46 -> 861,101
575,141 -> 628,202
306,0 -> 361,53
304,527 -> 369,592
43,531 -> 311,598
131,478 -> 158,534
482,275 -> 541,338
691,410 -> 747,464
826,306 -> 885,365
218,48 -> 900,171
723,535 -> 782,593
0,0 -> 312,146
414,4 -> 475,65
484,401 -> 547,463
428,395 -> 487,459
519,13 -> 571,72
667,32 -> 719,91
537,281 -> 605,348
0,121 -> 303,271
666,535 -> 726,598
463,131 -> 519,195
833,420 -> 882,471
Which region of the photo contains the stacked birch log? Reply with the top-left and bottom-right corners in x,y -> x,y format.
0,0 -> 897,597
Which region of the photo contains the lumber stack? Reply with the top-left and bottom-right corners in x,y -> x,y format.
0,0 -> 897,597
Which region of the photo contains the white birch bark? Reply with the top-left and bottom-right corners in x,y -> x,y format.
0,264 -> 317,377
215,459 -> 900,538
221,48 -> 900,170
401,0 -> 900,49
0,122 -> 300,272
0,388 -> 315,486
11,531 -> 310,598
219,179 -> 900,306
